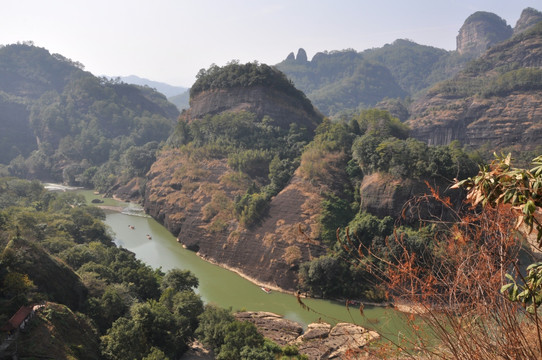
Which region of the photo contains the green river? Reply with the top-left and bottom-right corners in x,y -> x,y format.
76,189 -> 412,341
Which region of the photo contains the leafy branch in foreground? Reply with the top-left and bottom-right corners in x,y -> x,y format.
338,154 -> 542,359
453,153 -> 542,244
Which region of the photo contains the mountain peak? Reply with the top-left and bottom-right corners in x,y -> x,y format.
456,11 -> 513,56
514,7 -> 542,34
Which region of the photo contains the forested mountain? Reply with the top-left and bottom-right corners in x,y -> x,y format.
167,89 -> 190,111
143,61 -> 477,295
407,21 -> 542,153
116,75 -> 191,112
145,62 -> 324,289
0,43 -> 179,191
276,48 -> 411,115
276,8 -> 542,117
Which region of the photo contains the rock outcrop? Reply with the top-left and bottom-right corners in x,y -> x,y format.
408,92 -> 542,150
359,172 -> 460,222
408,22 -> 542,151
184,86 -> 321,132
360,173 -> 429,219
144,153 -> 326,290
235,312 -> 303,345
144,64 -> 326,291
456,11 -> 512,57
235,311 -> 380,360
514,7 -> 542,34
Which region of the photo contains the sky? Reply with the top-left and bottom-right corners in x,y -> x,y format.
1,0 -> 540,88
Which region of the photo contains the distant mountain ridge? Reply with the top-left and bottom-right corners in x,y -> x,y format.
113,75 -> 190,111
116,75 -> 187,97
276,7 -> 542,117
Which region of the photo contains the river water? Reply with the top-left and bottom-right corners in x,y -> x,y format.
75,189 -> 411,339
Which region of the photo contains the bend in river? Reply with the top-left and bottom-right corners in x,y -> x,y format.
78,189 -> 411,338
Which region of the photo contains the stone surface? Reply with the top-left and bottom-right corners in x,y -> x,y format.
456,11 -> 512,57
514,8 -> 542,34
234,312 -> 380,360
296,322 -> 380,360
409,22 -> 542,151
359,172 -> 459,222
235,311 -> 303,345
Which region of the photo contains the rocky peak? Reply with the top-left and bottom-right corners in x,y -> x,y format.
514,7 -> 542,34
407,22 -> 542,152
185,62 -> 322,132
296,48 -> 308,62
456,11 -> 513,56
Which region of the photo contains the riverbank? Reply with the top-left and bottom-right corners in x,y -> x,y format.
97,205 -> 125,212
96,197 -> 407,318
196,253 -> 296,296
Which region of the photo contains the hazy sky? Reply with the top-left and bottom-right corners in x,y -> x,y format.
1,0 -> 539,87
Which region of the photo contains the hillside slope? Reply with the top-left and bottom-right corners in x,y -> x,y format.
275,8 -> 541,118
407,22 -> 542,151
0,43 -> 179,190
144,62 -> 325,290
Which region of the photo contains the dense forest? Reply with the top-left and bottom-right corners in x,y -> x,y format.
292,109 -> 478,299
0,43 -> 179,193
0,179 -> 308,359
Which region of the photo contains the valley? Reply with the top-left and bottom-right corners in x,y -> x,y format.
0,5 -> 541,359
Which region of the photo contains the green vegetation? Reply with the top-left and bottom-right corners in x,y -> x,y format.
196,305 -> 308,360
425,22 -> 542,100
0,44 -> 179,192
276,42 -> 474,116
277,50 -> 409,115
0,179 -> 199,358
482,68 -> 542,97
167,110 -> 312,227
0,178 -> 304,358
363,39 -> 450,94
429,67 -> 542,99
296,109 -> 478,299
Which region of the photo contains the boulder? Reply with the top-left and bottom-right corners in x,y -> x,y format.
235,311 -> 380,360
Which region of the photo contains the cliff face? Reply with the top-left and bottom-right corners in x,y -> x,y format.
144,150 -> 325,290
408,92 -> 542,149
456,12 -> 512,57
360,173 -> 429,218
144,69 -> 325,290
408,23 -> 542,150
184,86 -> 322,131
514,8 -> 542,34
359,172 -> 460,222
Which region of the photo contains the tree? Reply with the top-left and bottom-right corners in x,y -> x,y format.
101,317 -> 146,360
160,269 -> 199,292
196,305 -> 236,353
345,153 -> 542,358
217,321 -> 265,360
454,153 -> 542,244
